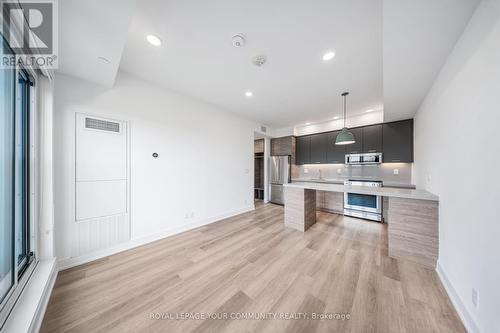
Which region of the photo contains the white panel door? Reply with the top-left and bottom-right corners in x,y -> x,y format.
74,113 -> 130,256
76,115 -> 127,181
76,180 -> 127,220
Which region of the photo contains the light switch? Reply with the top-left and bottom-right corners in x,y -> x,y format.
337,169 -> 342,174
393,169 -> 399,175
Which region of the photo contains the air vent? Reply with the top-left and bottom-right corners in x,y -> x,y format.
85,117 -> 120,133
260,125 -> 267,133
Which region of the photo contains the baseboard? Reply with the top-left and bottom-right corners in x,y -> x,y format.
57,205 -> 255,271
436,261 -> 480,333
29,260 -> 58,333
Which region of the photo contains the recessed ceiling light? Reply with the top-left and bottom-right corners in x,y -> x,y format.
333,116 -> 340,120
365,109 -> 375,113
322,51 -> 336,61
305,122 -> 311,125
146,34 -> 162,46
245,91 -> 253,97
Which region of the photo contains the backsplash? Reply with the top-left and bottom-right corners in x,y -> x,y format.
293,163 -> 413,185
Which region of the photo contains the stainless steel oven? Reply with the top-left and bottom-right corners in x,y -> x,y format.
344,180 -> 383,222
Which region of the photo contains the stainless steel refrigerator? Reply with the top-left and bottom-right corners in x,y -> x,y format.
270,156 -> 291,205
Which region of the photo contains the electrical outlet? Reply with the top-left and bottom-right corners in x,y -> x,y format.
472,288 -> 479,309
304,168 -> 309,174
184,213 -> 189,219
393,169 -> 399,175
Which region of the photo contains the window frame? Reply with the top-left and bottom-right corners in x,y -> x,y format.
16,68 -> 35,278
0,37 -> 38,329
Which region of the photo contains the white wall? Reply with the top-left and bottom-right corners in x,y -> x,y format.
294,111 -> 384,136
54,72 -> 256,263
272,110 -> 385,138
414,1 -> 500,332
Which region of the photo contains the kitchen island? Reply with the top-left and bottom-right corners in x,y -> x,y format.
283,182 -> 439,268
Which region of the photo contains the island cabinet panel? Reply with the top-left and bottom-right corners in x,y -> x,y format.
316,191 -> 324,209
284,187 -> 316,232
295,136 -> 311,165
344,127 -> 363,154
387,197 -> 438,268
309,133 -> 328,164
317,190 -> 343,213
326,131 -> 345,164
362,124 -> 382,153
383,119 -> 414,162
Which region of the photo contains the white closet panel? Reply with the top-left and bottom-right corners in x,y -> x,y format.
76,116 -> 127,181
74,113 -> 130,256
75,180 -> 127,220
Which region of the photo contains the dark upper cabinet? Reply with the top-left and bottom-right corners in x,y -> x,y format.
362,124 -> 383,153
327,131 -> 346,164
309,133 -> 328,164
383,119 -> 414,162
295,136 -> 311,165
344,127 -> 363,154
294,119 -> 413,165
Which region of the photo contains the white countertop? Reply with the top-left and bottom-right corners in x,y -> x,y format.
285,181 -> 438,201
292,178 -> 416,189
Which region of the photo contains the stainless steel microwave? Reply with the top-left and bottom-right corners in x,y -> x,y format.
345,153 -> 383,165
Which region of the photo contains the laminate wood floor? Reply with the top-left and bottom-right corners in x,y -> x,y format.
41,203 -> 465,333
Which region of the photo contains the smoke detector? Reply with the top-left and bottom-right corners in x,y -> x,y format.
253,55 -> 267,67
232,34 -> 246,47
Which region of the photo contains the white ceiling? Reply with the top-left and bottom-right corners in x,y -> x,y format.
119,0 -> 383,127
383,0 -> 479,121
57,0 -> 136,87
57,0 -> 479,127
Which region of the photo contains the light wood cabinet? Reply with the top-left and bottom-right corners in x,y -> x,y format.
316,190 -> 343,213
387,197 -> 438,268
271,136 -> 295,156
254,139 -> 264,153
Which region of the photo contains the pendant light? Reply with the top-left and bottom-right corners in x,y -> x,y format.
335,92 -> 356,145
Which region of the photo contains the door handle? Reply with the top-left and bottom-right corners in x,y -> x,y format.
277,158 -> 281,181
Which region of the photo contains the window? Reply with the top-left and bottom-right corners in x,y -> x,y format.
0,36 -> 16,308
16,69 -> 33,276
0,36 -> 36,328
